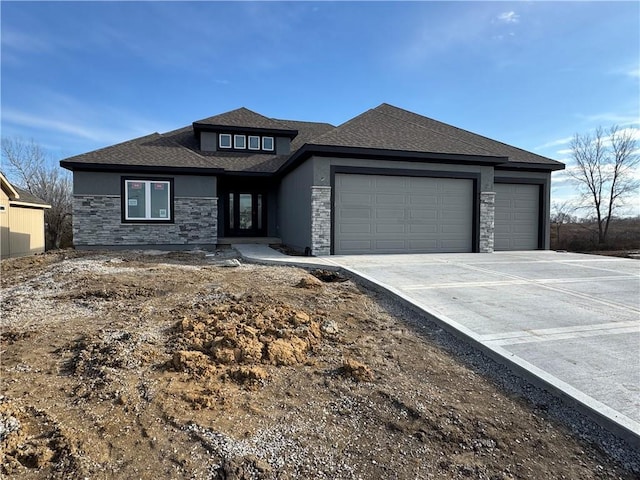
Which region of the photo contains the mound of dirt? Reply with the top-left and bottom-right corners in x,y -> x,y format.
170,296 -> 326,387
310,269 -> 348,283
341,357 -> 374,382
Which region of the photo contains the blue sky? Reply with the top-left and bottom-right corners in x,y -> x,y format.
2,1 -> 639,214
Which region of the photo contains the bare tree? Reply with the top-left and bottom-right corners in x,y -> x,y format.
1,137 -> 73,249
568,125 -> 639,245
550,199 -> 578,248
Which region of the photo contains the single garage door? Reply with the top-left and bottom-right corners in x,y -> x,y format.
334,174 -> 474,254
494,183 -> 540,251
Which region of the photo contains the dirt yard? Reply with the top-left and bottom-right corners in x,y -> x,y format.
0,249 -> 635,479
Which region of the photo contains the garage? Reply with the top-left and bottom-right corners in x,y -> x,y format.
494,183 -> 540,251
334,173 -> 474,255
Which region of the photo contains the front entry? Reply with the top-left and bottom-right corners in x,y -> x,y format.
226,191 -> 267,236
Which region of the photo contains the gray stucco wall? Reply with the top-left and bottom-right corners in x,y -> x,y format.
201,132 -> 217,152
275,137 -> 291,155
73,171 -> 217,197
311,156 -> 494,191
278,159 -> 314,251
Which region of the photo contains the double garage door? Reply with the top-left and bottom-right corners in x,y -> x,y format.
334,174 -> 540,255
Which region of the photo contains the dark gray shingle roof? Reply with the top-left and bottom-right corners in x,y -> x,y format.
194,107 -> 294,132
61,104 -> 563,173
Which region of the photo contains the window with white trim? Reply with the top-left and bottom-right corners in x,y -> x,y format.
248,135 -> 260,150
262,136 -> 274,151
234,134 -> 246,149
124,179 -> 172,221
219,134 -> 232,149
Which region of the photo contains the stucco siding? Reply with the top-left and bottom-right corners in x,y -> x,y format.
278,159 -> 314,252
73,171 -> 217,197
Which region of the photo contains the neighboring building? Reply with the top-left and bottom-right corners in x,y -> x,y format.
60,104 -> 564,255
0,173 -> 51,259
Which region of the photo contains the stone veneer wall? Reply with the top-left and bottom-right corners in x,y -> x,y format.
73,195 -> 217,247
310,186 -> 331,256
479,191 -> 495,253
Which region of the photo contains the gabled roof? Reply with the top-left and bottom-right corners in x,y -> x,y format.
60,104 -> 564,175
1,172 -> 51,208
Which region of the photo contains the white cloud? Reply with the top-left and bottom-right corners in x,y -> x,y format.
1,89 -> 173,151
535,136 -> 573,150
578,112 -> 640,126
0,28 -> 51,53
497,11 -> 520,24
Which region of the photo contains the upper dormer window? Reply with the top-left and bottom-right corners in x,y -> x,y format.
215,132 -> 276,152
262,136 -> 274,151
234,135 -> 246,149
248,136 -> 260,150
219,134 -> 232,149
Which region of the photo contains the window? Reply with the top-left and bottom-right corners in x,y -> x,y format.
217,133 -> 276,152
234,134 -> 246,149
219,134 -> 232,149
262,136 -> 274,151
248,135 -> 260,150
123,178 -> 173,222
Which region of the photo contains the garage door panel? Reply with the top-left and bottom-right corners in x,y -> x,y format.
376,224 -> 406,234
334,174 -> 473,254
376,208 -> 405,219
339,208 -> 371,220
374,239 -> 407,250
494,183 -> 540,251
408,239 -> 438,250
339,224 -> 372,234
338,239 -> 373,251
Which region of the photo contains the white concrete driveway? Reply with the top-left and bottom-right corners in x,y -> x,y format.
330,251 -> 640,442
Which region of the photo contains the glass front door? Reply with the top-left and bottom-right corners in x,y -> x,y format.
227,191 -> 266,236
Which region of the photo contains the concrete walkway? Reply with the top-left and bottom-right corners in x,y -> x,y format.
233,245 -> 640,447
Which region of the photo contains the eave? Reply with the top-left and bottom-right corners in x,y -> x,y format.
277,144 -> 510,177
60,161 -> 225,175
192,123 -> 298,139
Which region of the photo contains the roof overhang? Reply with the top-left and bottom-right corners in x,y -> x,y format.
278,144 -> 509,177
9,200 -> 51,209
495,161 -> 565,172
0,172 -> 20,198
192,123 -> 298,139
60,161 -> 225,175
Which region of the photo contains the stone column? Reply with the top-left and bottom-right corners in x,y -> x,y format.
479,191 -> 495,253
310,186 -> 331,256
